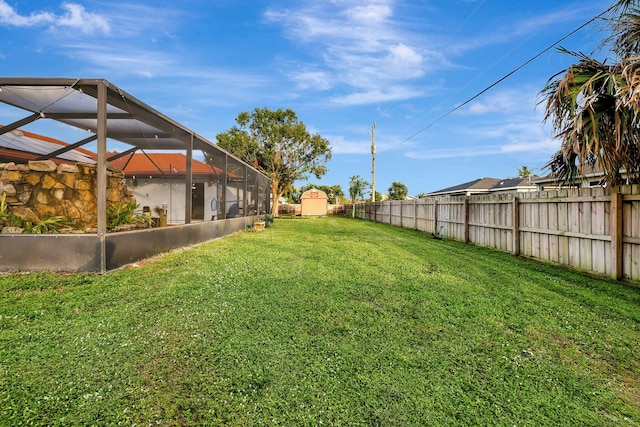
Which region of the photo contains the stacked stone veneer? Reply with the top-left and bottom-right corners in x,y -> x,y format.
0,160 -> 133,231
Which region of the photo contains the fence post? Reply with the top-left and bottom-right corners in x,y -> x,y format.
414,199 -> 418,230
464,197 -> 470,243
399,201 -> 403,228
434,199 -> 439,235
611,191 -> 623,280
373,201 -> 377,223
512,195 -> 520,255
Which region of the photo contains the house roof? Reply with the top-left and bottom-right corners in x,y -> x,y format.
109,152 -> 226,178
429,177 -> 502,196
490,177 -> 538,191
429,177 -> 540,196
533,164 -> 608,185
0,125 -> 97,164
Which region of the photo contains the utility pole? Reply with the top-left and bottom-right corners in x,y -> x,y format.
370,122 -> 376,202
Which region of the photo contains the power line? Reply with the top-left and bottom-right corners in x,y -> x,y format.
381,5 -> 615,154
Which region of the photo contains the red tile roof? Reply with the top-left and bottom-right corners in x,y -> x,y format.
109,152 -> 225,178
0,125 -> 97,163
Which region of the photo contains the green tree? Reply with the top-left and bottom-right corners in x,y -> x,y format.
517,165 -> 532,177
216,108 -> 332,216
283,185 -> 302,204
540,0 -> 640,186
349,175 -> 369,218
328,184 -> 345,204
388,181 -> 408,200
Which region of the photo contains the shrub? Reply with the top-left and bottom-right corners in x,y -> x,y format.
22,216 -> 71,234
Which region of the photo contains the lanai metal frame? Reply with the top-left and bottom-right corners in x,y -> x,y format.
0,78 -> 270,273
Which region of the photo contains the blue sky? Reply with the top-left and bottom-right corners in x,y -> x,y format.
0,0 -> 614,195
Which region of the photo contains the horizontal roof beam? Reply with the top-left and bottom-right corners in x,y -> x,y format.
43,113 -> 134,120
104,132 -> 176,140
0,112 -> 42,136
36,134 -> 97,160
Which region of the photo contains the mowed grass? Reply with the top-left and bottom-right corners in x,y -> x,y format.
0,216 -> 639,426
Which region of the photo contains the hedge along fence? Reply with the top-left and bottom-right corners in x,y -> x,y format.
347,185 -> 640,282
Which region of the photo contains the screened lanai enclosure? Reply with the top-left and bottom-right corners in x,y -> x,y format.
0,78 -> 270,273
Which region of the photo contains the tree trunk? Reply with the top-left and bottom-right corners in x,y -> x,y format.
268,176 -> 280,217
271,187 -> 280,217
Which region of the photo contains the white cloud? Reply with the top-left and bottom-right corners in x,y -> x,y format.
264,0 -> 435,104
405,120 -> 559,161
66,43 -> 271,89
455,86 -> 542,117
0,1 -> 110,35
326,134 -> 370,154
386,43 -> 423,78
401,86 -> 559,161
0,0 -> 53,26
291,70 -> 333,90
406,145 -> 504,160
500,138 -> 559,154
344,3 -> 392,23
331,85 -> 425,105
58,3 -> 110,35
67,46 -> 171,77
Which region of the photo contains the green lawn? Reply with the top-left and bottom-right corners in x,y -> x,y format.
1,216 -> 639,426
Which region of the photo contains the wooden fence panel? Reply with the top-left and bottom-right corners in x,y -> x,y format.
557,192 -> 570,265
416,200 -> 434,233
580,190 -> 593,271
389,201 -> 400,226
547,195 -> 559,263
623,189 -> 640,280
521,196 -> 533,258
468,195 -> 512,252
357,186 -> 639,281
591,195 -> 607,274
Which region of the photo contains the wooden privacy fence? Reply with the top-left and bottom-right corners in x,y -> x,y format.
347,186 -> 640,282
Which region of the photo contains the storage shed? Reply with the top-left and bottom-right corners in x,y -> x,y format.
300,188 -> 328,216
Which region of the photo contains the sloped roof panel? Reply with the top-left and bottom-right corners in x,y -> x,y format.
0,78 -> 238,156
0,127 -> 96,163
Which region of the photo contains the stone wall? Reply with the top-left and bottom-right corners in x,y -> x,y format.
0,160 -> 133,231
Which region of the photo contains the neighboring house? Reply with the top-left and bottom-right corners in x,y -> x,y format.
531,164 -> 635,190
109,152 -> 253,224
428,178 -> 502,197
0,126 -> 96,164
428,177 -> 538,197
490,177 -> 538,193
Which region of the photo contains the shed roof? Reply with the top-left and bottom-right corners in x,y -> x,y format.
301,188 -> 328,199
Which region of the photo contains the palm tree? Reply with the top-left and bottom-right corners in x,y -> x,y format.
348,175 -> 369,218
540,0 -> 640,186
